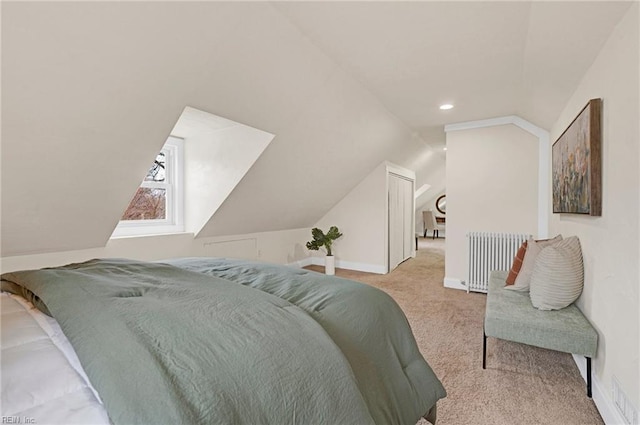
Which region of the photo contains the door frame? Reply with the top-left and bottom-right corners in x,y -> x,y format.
384,162 -> 416,273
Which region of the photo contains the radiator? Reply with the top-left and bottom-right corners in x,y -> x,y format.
467,232 -> 531,293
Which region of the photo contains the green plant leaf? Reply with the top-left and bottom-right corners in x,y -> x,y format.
306,241 -> 321,251
326,226 -> 343,240
311,227 -> 325,242
306,226 -> 343,256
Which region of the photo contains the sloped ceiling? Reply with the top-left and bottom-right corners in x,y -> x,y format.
275,1 -> 633,148
1,1 -> 633,256
171,107 -> 275,236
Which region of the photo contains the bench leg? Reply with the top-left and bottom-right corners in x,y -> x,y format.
482,327 -> 487,369
586,357 -> 592,398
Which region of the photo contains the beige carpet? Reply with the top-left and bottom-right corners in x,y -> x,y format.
306,237 -> 603,425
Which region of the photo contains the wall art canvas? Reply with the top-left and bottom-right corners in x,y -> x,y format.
552,98 -> 602,216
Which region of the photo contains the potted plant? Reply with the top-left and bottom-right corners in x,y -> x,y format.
306,226 -> 343,275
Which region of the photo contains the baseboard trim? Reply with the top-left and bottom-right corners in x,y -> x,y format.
571,354 -> 625,424
444,277 -> 466,291
335,259 -> 386,274
293,257 -> 386,274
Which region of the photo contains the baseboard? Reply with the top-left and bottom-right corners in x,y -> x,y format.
335,259 -> 386,274
571,354 -> 626,424
444,277 -> 466,291
293,256 -> 386,274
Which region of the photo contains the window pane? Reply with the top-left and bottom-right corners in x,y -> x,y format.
121,187 -> 166,220
144,152 -> 166,182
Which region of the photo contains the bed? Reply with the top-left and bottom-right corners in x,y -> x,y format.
1,257 -> 446,424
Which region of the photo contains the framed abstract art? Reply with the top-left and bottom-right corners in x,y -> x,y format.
552,98 -> 602,216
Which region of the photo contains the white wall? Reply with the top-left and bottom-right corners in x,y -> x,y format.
398,139 -> 447,233
445,124 -> 539,286
1,2 -> 425,257
313,162 -> 418,275
0,228 -> 311,274
549,3 -> 639,413
313,162 -> 386,272
181,123 -> 273,236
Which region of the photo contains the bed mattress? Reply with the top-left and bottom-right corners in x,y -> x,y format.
1,258 -> 445,424
0,292 -> 110,424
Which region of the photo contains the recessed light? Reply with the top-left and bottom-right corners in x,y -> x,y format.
439,104 -> 454,110
443,147 -> 447,151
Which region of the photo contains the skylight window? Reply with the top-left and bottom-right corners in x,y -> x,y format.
112,137 -> 184,237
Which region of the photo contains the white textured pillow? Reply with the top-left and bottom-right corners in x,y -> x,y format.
530,236 -> 584,310
507,234 -> 563,292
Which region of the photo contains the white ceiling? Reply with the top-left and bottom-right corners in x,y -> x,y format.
274,1 -> 633,148
1,1 -> 634,256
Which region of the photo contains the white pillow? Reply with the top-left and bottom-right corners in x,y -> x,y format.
530,236 -> 584,310
506,234 -> 563,292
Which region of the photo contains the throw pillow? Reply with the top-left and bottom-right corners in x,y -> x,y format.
506,234 -> 562,292
530,236 -> 584,310
505,241 -> 527,285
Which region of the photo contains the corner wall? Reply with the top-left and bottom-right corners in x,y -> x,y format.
548,3 -> 639,415
444,124 -> 539,287
312,162 -> 388,274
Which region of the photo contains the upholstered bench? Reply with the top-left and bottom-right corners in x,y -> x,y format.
483,270 -> 598,397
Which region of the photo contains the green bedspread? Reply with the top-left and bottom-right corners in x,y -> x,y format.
2,258 -> 445,425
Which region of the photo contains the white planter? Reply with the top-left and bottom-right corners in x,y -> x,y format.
325,255 -> 335,276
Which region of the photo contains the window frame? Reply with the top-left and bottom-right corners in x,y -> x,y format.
111,136 -> 184,237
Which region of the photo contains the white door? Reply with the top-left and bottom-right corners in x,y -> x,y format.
401,176 -> 413,259
388,173 -> 414,271
388,174 -> 402,271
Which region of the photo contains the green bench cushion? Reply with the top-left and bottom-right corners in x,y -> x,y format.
484,270 -> 597,358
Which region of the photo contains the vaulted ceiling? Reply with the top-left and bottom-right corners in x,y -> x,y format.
275,1 -> 633,149
1,1 -> 633,256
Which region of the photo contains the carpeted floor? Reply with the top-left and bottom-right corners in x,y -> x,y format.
306,237 -> 603,425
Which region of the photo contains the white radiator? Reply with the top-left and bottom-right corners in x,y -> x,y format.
467,232 -> 531,293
